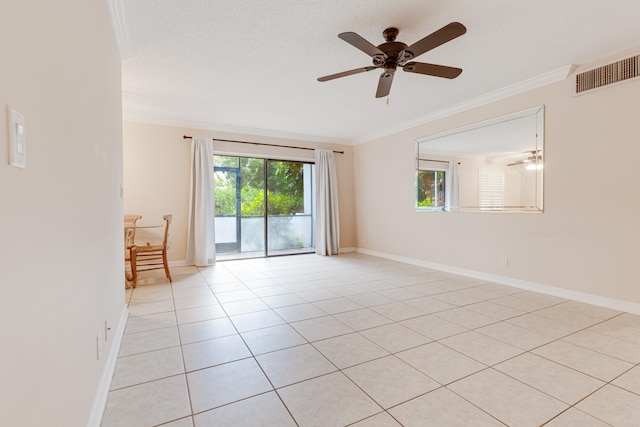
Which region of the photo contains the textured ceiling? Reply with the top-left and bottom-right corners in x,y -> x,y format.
113,0 -> 640,144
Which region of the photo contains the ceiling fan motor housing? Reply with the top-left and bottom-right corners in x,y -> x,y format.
375,28 -> 409,71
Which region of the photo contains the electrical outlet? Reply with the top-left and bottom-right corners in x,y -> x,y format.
96,331 -> 103,360
500,257 -> 509,268
8,106 -> 26,168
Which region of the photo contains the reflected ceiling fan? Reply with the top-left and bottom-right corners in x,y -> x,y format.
507,150 -> 543,167
317,22 -> 467,98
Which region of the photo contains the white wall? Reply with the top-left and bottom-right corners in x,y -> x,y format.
354,64 -> 640,306
0,1 -> 125,425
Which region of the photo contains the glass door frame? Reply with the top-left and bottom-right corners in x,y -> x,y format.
213,154 -> 315,260
213,165 -> 242,253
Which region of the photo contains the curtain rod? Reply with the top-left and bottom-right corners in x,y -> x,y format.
418,157 -> 461,164
183,135 -> 344,155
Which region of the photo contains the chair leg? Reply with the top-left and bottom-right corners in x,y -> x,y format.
163,250 -> 172,282
130,250 -> 138,288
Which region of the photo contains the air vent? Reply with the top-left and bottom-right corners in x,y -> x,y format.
574,54 -> 640,95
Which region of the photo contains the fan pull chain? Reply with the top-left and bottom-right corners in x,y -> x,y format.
386,96 -> 389,105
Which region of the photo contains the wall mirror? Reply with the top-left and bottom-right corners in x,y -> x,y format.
416,105 -> 544,213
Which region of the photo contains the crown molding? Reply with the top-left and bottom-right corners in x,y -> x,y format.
353,64 -> 574,145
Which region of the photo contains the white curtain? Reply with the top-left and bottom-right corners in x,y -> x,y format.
186,137 -> 215,266
445,162 -> 459,210
314,149 -> 340,256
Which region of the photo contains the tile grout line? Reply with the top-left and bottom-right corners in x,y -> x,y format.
108,255 -> 640,426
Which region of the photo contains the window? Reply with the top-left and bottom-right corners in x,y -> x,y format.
417,169 -> 446,211
478,168 -> 505,210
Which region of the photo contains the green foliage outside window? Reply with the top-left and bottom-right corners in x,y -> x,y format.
214,156 -> 305,216
417,170 -> 445,208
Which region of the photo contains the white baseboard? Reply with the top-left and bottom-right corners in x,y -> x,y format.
356,248 -> 640,315
87,305 -> 129,427
165,249 -> 640,314
171,251 -> 360,265
339,247 -> 357,253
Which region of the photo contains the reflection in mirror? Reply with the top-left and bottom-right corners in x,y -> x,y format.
416,105 -> 544,212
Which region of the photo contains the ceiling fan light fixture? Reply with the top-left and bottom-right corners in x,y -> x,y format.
373,54 -> 386,66
397,50 -> 413,66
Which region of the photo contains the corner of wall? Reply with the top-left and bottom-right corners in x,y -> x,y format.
87,305 -> 129,427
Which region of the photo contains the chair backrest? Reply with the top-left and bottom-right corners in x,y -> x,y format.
124,214 -> 142,225
124,214 -> 142,246
161,214 -> 172,247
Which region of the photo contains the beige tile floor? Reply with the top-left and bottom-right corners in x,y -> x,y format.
102,253 -> 640,426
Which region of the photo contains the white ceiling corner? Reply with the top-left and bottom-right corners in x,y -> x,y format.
118,1 -> 640,145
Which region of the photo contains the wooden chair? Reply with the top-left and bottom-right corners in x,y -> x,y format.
124,215 -> 142,284
130,214 -> 172,284
124,214 -> 142,248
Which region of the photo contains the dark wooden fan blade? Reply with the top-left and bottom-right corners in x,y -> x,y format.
399,22 -> 466,63
338,32 -> 386,57
317,66 -> 378,82
403,62 -> 462,79
375,70 -> 395,98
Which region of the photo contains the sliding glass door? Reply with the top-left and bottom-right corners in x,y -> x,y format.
214,155 -> 314,260
267,160 -> 314,255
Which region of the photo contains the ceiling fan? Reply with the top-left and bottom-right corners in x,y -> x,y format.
507,150 -> 543,167
317,22 -> 467,98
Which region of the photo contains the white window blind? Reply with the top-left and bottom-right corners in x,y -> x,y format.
478,168 -> 504,209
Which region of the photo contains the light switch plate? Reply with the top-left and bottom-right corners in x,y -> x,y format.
8,106 -> 26,168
